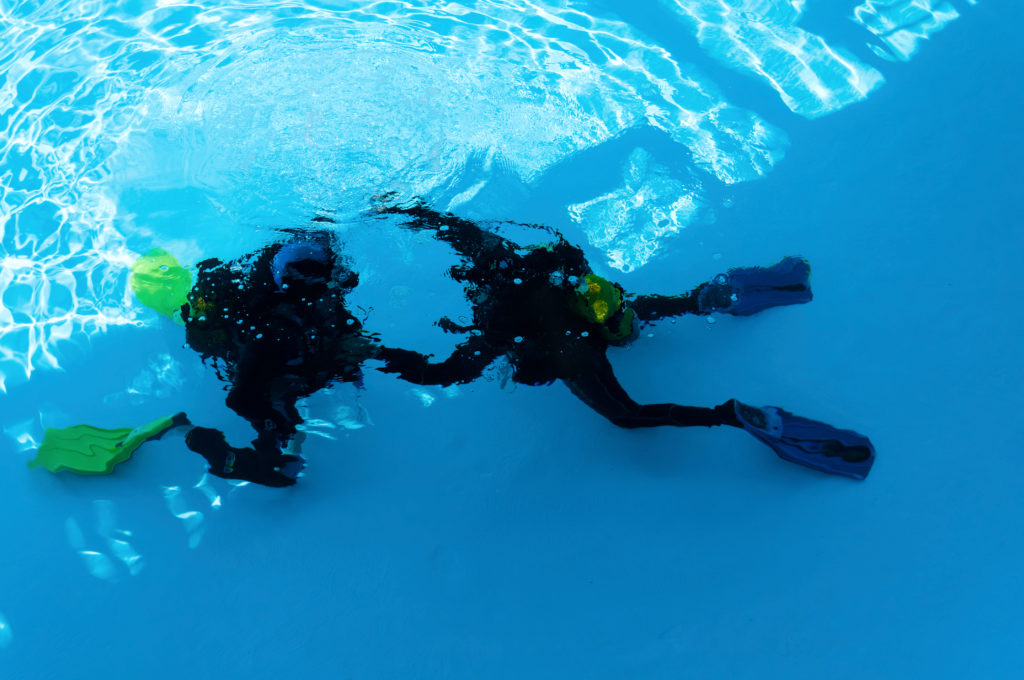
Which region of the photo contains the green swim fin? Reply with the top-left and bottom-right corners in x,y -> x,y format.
29,413 -> 190,475
130,248 -> 192,324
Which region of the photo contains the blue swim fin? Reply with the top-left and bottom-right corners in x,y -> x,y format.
733,401 -> 875,480
700,256 -> 812,316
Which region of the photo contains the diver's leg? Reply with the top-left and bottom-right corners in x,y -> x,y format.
225,383 -> 302,440
190,357 -> 306,486
190,359 -> 306,486
184,427 -> 302,487
562,356 -> 876,479
629,291 -> 701,321
223,337 -> 306,438
561,356 -> 739,429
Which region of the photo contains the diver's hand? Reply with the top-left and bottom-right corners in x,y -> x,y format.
375,347 -> 431,380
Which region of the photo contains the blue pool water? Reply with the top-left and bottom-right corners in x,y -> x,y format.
1,1 -> 1022,677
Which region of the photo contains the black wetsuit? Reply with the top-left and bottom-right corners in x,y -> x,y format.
170,209 -> 863,485
181,231 -> 377,487
375,205 -> 741,430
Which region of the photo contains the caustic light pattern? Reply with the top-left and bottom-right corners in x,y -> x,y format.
852,0 -> 962,61
146,0 -> 785,220
662,0 -> 884,118
568,148 -> 708,272
0,0 -> 977,387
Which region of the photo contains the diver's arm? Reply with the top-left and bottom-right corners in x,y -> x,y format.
376,335 -> 501,387
378,204 -> 508,259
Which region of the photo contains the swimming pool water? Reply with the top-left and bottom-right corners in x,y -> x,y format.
1,1 -> 1021,678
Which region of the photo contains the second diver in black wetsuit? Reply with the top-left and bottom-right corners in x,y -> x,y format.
180,226 -> 378,487
375,203 -> 875,480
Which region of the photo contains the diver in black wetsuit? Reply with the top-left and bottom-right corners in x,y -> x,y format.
375,203 -> 876,480
180,226 -> 377,487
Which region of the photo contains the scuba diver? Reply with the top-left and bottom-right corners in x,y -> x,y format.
374,203 -> 875,480
31,223 -> 380,487
177,226 -> 377,487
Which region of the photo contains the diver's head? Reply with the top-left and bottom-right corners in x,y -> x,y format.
569,273 -> 638,346
271,241 -> 333,293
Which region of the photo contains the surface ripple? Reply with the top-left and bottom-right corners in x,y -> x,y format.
0,0 -> 790,387
0,0 -> 976,386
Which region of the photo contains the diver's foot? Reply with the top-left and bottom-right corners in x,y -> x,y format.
185,427 -> 299,488
278,455 -> 305,481
696,278 -> 736,314
733,401 -> 782,435
170,412 -> 192,429
732,401 -> 875,479
700,256 -> 812,316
